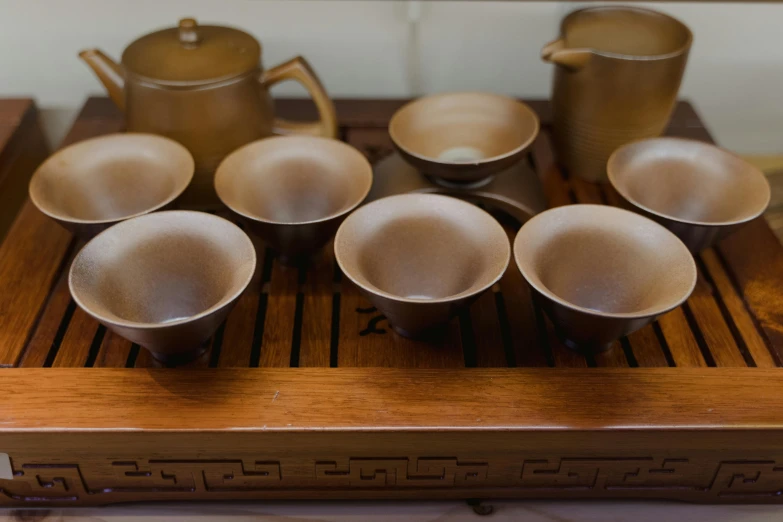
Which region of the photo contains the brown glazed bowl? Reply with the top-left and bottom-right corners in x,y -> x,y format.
514,204 -> 696,353
69,211 -> 256,364
334,194 -> 510,337
389,92 -> 540,185
29,133 -> 194,239
215,136 -> 372,262
608,137 -> 771,252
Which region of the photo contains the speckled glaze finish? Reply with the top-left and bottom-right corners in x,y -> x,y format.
334,194 -> 510,337
69,211 -> 256,364
29,133 -> 194,240
542,6 -> 691,182
608,137 -> 772,253
215,136 -> 372,262
514,204 -> 696,353
389,92 -> 539,184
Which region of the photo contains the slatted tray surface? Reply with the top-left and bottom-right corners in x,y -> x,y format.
1,98 -> 783,507
4,98 -> 781,371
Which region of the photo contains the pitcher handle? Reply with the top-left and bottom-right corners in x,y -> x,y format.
259,56 -> 338,139
541,38 -> 591,72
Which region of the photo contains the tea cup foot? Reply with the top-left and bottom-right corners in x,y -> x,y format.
558,333 -> 614,354
148,343 -> 210,367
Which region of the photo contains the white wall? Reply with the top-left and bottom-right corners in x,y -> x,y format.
0,0 -> 781,153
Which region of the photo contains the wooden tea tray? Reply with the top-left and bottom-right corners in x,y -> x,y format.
0,97 -> 782,506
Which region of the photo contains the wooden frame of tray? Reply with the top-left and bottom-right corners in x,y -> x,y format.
0,98 -> 781,506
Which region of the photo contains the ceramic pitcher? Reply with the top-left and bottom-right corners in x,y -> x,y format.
81,18 -> 338,207
541,6 -> 692,182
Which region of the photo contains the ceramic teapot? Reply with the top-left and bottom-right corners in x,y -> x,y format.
80,18 -> 338,207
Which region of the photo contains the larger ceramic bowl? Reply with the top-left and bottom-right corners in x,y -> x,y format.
514,204 -> 697,353
389,92 -> 540,185
69,210 -> 256,364
608,137 -> 771,252
215,136 -> 372,263
29,133 -> 194,239
334,193 -> 510,337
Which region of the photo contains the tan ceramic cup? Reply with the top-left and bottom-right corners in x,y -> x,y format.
542,6 -> 692,182
29,133 -> 194,239
608,137 -> 771,252
69,211 -> 256,364
514,204 -> 696,353
215,136 -> 372,263
389,92 -> 540,185
335,193 -> 510,337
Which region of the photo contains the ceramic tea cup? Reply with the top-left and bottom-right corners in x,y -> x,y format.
334,193 -> 510,337
389,92 -> 539,185
29,133 -> 194,239
514,204 -> 696,353
215,136 -> 372,263
608,137 -> 771,252
69,211 -> 256,364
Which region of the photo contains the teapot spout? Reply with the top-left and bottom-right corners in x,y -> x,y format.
79,49 -> 125,111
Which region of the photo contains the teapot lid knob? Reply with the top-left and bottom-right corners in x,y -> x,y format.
178,18 -> 200,48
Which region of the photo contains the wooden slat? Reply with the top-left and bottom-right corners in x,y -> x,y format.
468,288 -> 509,367
701,249 -> 777,368
4,367 -> 783,431
215,234 -> 266,368
658,308 -> 707,367
299,246 -> 337,368
216,290 -> 260,367
94,330 -> 133,368
259,259 -> 299,367
687,273 -> 747,367
627,327 -> 670,367
2,99 -> 123,367
338,281 -> 464,368
531,132 -> 572,208
498,229 -> 549,367
0,201 -> 72,366
52,307 -> 99,367
606,186 -> 706,367
717,218 -> 783,365
664,111 -> 783,365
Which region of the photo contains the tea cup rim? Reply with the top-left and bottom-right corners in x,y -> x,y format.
334,193 -> 511,305
388,91 -> 540,168
513,204 -> 697,319
607,137 -> 771,228
29,132 -> 195,226
68,210 -> 256,330
215,135 -> 373,226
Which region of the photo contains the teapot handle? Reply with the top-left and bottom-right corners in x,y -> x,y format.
259,57 -> 338,139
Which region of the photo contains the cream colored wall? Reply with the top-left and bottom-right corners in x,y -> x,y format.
0,0 -> 781,152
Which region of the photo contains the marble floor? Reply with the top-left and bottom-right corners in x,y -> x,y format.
1,501 -> 782,521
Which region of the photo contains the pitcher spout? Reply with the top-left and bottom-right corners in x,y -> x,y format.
541,39 -> 591,72
79,49 -> 126,112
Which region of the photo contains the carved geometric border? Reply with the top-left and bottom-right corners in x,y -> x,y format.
2,456 -> 782,505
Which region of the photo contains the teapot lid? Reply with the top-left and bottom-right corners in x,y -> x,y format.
122,18 -> 261,86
